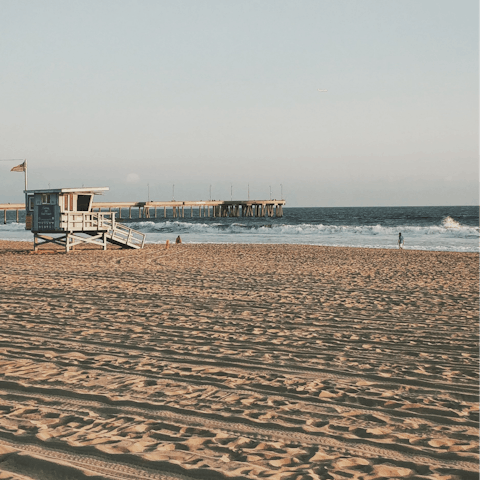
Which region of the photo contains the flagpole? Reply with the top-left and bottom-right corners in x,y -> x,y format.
23,160 -> 28,210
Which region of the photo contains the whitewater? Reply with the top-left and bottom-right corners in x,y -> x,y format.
1,206 -> 478,252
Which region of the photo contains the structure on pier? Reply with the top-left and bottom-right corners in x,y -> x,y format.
24,187 -> 145,252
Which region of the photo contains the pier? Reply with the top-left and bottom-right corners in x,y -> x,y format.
1,203 -> 24,224
1,200 -> 285,223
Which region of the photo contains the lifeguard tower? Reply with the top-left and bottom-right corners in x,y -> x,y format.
25,187 -> 145,252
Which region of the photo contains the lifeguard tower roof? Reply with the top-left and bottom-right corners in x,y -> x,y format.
25,187 -> 109,195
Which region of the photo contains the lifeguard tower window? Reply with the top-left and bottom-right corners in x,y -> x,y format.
41,194 -> 51,204
77,195 -> 91,211
28,196 -> 34,212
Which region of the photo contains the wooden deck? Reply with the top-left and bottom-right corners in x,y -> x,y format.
1,200 -> 286,223
33,212 -> 146,252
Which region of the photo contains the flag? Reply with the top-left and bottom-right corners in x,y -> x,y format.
11,161 -> 26,172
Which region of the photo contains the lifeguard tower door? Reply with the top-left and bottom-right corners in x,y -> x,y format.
33,193 -> 60,232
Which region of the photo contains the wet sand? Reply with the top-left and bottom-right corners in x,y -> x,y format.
0,240 -> 478,480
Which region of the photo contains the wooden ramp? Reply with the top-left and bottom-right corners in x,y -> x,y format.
84,219 -> 145,250
105,222 -> 145,249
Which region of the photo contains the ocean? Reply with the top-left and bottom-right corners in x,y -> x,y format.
1,205 -> 478,252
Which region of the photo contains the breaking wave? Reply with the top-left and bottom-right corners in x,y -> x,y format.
442,215 -> 463,229
126,220 -> 479,238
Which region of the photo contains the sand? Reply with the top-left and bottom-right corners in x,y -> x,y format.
0,240 -> 478,480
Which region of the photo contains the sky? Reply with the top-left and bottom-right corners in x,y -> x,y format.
0,0 -> 478,206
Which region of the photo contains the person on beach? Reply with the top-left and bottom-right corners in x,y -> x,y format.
398,232 -> 404,249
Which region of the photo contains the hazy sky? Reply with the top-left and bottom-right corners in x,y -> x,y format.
0,0 -> 478,206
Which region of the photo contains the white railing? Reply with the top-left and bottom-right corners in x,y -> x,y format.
60,212 -> 115,232
60,211 -> 145,247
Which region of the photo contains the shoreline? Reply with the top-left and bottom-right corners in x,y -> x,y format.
0,241 -> 478,479
0,238 -> 478,254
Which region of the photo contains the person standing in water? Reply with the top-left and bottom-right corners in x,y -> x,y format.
398,232 -> 404,249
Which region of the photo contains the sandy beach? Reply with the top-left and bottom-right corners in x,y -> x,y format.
0,241 -> 477,480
